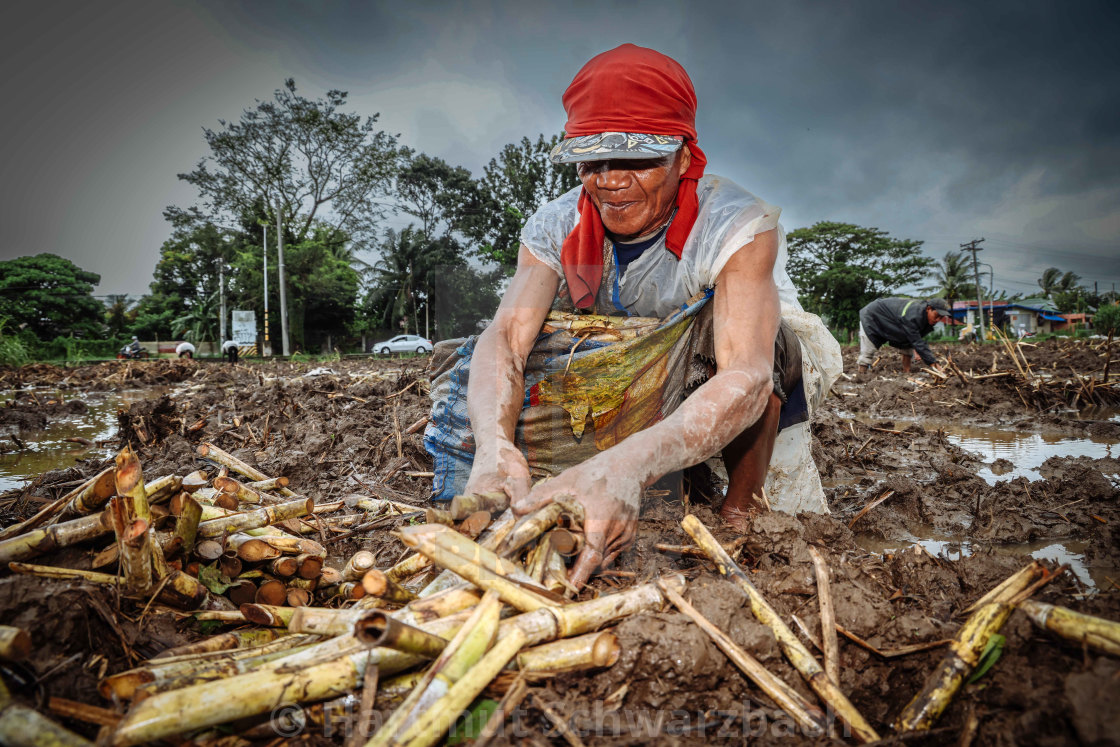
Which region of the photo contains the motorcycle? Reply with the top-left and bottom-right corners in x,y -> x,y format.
117,346 -> 150,360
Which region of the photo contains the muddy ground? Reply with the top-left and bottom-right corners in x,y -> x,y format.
1,337 -> 1117,745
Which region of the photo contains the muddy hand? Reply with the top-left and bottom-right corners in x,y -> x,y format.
514,459 -> 640,589
464,437 -> 532,504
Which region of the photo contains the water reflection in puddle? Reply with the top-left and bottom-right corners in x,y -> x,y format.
946,427 -> 1117,483
855,531 -> 1111,591
0,388 -> 164,493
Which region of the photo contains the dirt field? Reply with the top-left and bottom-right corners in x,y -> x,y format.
0,336 -> 1117,745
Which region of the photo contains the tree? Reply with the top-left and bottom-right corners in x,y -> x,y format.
470,134 -> 579,269
0,254 -> 104,339
1093,303 -> 1120,336
396,152 -> 481,243
104,295 -> 135,337
1037,267 -> 1062,298
920,251 -> 976,310
168,79 -> 403,251
786,222 -> 932,336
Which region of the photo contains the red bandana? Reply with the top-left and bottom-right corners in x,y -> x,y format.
558,44 -> 708,309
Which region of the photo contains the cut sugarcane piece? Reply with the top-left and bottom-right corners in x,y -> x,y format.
196,498 -> 313,538
57,466 -> 117,521
398,523 -> 561,612
362,569 -> 419,603
343,550 -> 377,581
496,500 -> 583,558
367,591 -> 503,747
682,514 -> 879,743
0,511 -> 111,566
151,628 -> 287,660
448,491 -> 509,520
515,630 -> 619,673
1019,600 -> 1120,656
355,610 -> 451,658
396,628 -> 529,747
168,495 -> 202,558
894,561 -> 1046,732
0,626 -> 31,662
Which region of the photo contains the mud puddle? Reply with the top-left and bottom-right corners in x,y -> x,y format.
857,529 -> 1112,591
947,425 -> 1118,483
0,387 -> 164,492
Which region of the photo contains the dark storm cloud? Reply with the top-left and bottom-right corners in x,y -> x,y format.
1,0 -> 1116,299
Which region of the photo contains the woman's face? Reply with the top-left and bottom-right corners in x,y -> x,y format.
577,147 -> 691,240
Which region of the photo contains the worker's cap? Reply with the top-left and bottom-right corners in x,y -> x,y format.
550,132 -> 684,165
926,298 -> 953,318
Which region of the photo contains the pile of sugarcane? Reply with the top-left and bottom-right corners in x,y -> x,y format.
4,441 -> 1120,746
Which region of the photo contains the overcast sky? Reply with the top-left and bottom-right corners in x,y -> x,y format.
2,0 -> 1117,301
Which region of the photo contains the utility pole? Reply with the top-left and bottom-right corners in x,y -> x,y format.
217,259 -> 226,345
277,202 -> 291,356
961,238 -> 986,342
263,225 -> 271,357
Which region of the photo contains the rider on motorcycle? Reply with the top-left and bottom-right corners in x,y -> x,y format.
123,336 -> 143,358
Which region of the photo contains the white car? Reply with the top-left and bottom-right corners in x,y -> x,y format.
373,334 -> 433,355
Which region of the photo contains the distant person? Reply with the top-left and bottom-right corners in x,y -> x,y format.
857,298 -> 952,373
124,336 -> 143,357
176,341 -> 196,359
222,340 -> 239,364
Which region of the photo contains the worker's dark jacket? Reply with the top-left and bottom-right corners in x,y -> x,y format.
859,298 -> 938,364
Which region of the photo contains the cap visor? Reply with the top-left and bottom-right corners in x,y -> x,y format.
550,132 -> 683,164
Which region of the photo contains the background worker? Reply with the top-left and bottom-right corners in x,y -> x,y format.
857,297 -> 953,373
221,339 -> 239,364
175,341 -> 196,359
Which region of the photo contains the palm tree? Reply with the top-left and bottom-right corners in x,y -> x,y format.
921,251 -> 976,309
1057,271 -> 1081,294
1037,267 -> 1062,298
172,292 -> 220,344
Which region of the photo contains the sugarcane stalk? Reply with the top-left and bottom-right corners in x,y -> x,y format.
368,592 -> 503,747
809,547 -> 840,687
395,628 -> 528,747
168,495 -> 201,557
457,510 -> 491,539
448,491 -> 509,521
107,497 -> 153,597
543,541 -> 570,593
424,507 -> 455,525
343,550 -> 378,581
660,580 -> 827,737
193,610 -> 247,623
1020,600 -> 1120,656
296,552 -> 324,579
115,445 -> 150,521
515,630 -> 619,673
101,634 -> 319,701
196,497 -> 313,538
213,475 -> 266,504
0,678 -> 93,746
159,569 -> 235,611
151,628 -> 287,660
0,469 -> 106,542
525,532 -> 552,583
962,561 -> 1045,613
193,539 -> 223,561
110,616 -> 470,745
362,569 -> 419,603
417,509 -> 518,598
197,443 -> 296,497
681,514 -> 879,743
219,549 -> 242,579
0,511 -> 111,566
240,603 -> 295,627
56,466 -> 117,521
374,585 -> 480,623
355,610 -> 451,658
496,500 -> 583,558
894,562 -> 1046,732
8,562 -> 121,584
270,555 -> 299,577
384,551 -> 432,585
226,534 -> 281,562
287,576 -> 318,591
338,581 -> 366,600
142,475 -> 183,506
320,566 -> 343,586
112,579 -> 680,746
181,470 -> 209,493
254,578 -> 288,607
247,476 -> 288,491
398,523 -> 560,612
0,626 -> 31,662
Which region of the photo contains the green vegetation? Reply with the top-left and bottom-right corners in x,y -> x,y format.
1093,303 -> 1120,336
0,318 -> 31,367
787,222 -> 932,339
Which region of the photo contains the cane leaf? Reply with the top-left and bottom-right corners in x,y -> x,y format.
446,698 -> 500,745
198,562 -> 235,594
967,633 -> 1005,684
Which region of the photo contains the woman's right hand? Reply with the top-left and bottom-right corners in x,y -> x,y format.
463,437 -> 532,503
